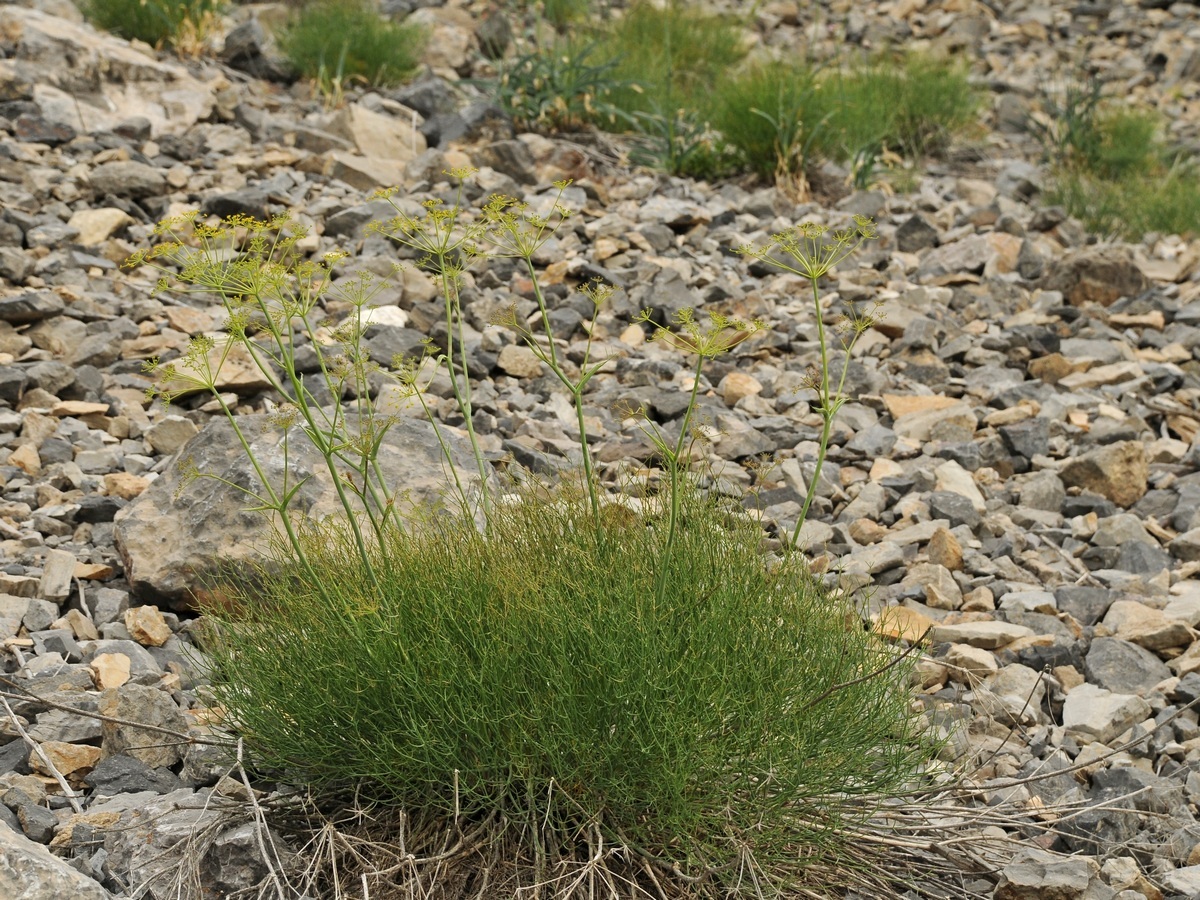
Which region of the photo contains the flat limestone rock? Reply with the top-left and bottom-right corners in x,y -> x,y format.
114,415 -> 485,609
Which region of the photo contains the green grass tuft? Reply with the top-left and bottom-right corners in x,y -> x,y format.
276,0 -> 427,89
82,0 -> 223,50
202,478 -> 933,889
1036,93 -> 1200,239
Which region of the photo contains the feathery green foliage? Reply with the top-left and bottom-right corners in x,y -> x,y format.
276,0 -> 426,89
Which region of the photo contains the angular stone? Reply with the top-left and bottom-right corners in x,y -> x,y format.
99,683 -> 189,768
930,620 -> 1034,649
892,401 -> 976,442
1062,683 -> 1151,744
114,416 -> 485,608
926,526 -> 963,570
145,415 -> 200,456
89,161 -> 167,198
943,642 -> 997,685
29,740 -> 101,780
994,846 -> 1095,900
124,606 -> 172,647
720,372 -> 763,406
1043,245 -> 1150,307
38,549 -> 76,602
496,344 -> 544,378
0,822 -> 114,899
934,459 -> 987,513
66,207 -> 133,246
1085,637 -> 1172,695
1102,600 -> 1193,650
1060,441 -> 1148,508
89,652 -> 131,689
873,605 -> 936,642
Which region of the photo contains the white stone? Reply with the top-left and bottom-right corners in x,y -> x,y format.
1062,683 -> 1151,745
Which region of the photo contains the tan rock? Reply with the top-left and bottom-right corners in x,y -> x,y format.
39,549 -> 76,601
720,372 -> 763,406
927,526 -> 963,570
873,605 -> 935,643
935,459 -> 987,512
73,562 -> 114,581
103,472 -> 150,500
882,393 -> 960,419
50,609 -> 98,641
322,150 -> 407,192
1058,360 -> 1145,391
496,344 -> 544,379
7,443 -> 40,475
163,305 -> 217,335
66,208 -> 133,246
125,605 -> 171,647
50,400 -> 110,418
1102,600 -> 1194,651
1029,352 -> 1089,385
893,402 -> 976,443
930,620 -> 1034,649
1060,440 -> 1148,508
90,652 -> 131,690
943,643 -> 998,685
849,517 -> 887,545
30,741 -> 101,779
326,103 -> 426,167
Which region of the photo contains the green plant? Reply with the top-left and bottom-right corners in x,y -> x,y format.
818,52 -> 980,162
707,60 -> 828,197
276,0 -> 426,90
202,475 -> 931,896
738,218 -> 881,545
127,177 -> 924,897
492,39 -> 628,131
590,0 -> 748,121
622,104 -> 735,179
1027,74 -> 1105,171
82,0 -> 223,50
126,213 -> 418,601
540,0 -> 591,29
1033,82 -> 1200,239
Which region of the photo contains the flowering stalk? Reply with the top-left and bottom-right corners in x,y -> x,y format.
737,216 -> 879,550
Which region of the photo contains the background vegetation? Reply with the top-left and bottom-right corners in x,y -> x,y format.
275,0 -> 427,89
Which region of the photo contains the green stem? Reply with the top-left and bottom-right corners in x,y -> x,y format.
524,257 -> 561,372
438,264 -> 492,523
656,354 -> 706,602
573,388 -> 600,525
215,397 -> 339,608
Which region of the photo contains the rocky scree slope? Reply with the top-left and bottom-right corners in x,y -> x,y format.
2,0 -> 1200,898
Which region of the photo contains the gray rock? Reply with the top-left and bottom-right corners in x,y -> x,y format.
1062,684 -> 1151,745
113,415 -> 485,609
0,823 -> 115,899
994,846 -> 1095,899
1042,245 -> 1149,307
1055,585 -> 1115,626
16,803 -> 57,844
1085,637 -> 1172,695
1000,418 -> 1050,459
895,213 -> 939,252
0,292 -> 64,324
84,755 -> 183,796
88,161 -> 167,199
99,683 -> 189,768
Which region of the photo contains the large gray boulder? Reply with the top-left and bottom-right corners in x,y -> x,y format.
0,824 -> 115,900
114,414 -> 485,609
